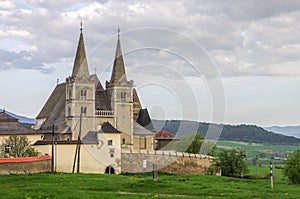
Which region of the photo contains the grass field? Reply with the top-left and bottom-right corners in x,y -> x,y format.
216,140 -> 300,159
0,172 -> 299,199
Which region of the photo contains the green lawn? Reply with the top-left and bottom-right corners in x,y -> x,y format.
248,165 -> 284,179
0,173 -> 299,199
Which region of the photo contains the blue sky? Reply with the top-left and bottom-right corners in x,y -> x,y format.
0,0 -> 299,127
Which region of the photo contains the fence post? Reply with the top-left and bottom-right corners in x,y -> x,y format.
153,163 -> 158,182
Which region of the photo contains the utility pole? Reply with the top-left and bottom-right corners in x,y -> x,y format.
77,113 -> 83,173
51,124 -> 55,173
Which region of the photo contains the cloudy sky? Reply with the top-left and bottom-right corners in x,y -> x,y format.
0,0 -> 299,127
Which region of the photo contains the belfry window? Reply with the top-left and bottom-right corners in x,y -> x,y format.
81,106 -> 87,114
121,92 -> 126,102
68,89 -> 72,100
80,90 -> 87,99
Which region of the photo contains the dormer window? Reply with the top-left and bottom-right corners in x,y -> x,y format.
121,92 -> 126,102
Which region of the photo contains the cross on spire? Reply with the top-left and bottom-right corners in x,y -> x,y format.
80,20 -> 83,33
117,27 -> 120,38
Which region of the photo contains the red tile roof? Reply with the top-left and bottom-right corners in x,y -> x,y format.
0,155 -> 51,163
155,130 -> 175,139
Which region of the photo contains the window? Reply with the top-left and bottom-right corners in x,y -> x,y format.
4,144 -> 10,153
108,140 -> 113,146
68,89 -> 72,99
81,107 -> 87,114
68,107 -> 71,116
140,137 -> 146,149
80,90 -> 87,99
122,138 -> 126,145
121,92 -> 126,102
109,149 -> 115,158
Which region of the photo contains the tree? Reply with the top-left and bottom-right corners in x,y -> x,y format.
186,133 -> 205,154
0,135 -> 40,158
175,133 -> 215,155
283,150 -> 300,184
209,148 -> 248,177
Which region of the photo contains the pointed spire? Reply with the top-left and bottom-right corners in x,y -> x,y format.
109,28 -> 127,84
80,20 -> 83,34
71,23 -> 89,78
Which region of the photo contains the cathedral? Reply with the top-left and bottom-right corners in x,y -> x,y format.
33,27 -> 155,174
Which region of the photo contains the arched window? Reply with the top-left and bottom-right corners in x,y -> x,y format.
80,90 -> 87,99
121,92 -> 126,102
81,106 -> 87,114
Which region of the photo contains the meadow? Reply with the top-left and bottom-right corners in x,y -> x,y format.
216,140 -> 300,159
0,172 -> 299,199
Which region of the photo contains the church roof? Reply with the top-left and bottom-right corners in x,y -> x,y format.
133,122 -> 154,136
95,82 -> 111,110
36,83 -> 65,119
71,31 -> 89,78
136,109 -> 154,131
38,83 -> 66,133
133,88 -> 142,121
100,122 -> 120,133
0,111 -> 41,135
109,35 -> 127,85
82,131 -> 99,144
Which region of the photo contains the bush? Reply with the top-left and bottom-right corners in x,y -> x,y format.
0,135 -> 40,158
209,148 -> 248,178
283,150 -> 300,184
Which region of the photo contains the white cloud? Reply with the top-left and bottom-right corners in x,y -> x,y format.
0,0 -> 299,126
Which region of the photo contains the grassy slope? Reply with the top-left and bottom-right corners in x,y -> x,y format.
216,140 -> 300,159
0,173 -> 299,199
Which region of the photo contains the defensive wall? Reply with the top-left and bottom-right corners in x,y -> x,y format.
121,150 -> 213,175
0,155 -> 51,174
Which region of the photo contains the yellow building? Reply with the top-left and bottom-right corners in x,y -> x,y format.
0,111 -> 42,150
33,28 -> 155,174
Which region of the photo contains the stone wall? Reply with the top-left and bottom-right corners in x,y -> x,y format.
121,151 -> 213,175
0,155 -> 51,174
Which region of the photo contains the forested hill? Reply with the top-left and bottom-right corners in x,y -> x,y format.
152,120 -> 300,145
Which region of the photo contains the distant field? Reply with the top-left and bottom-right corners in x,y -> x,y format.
0,173 -> 299,199
216,140 -> 300,159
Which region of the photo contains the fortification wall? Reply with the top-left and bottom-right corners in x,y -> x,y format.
0,155 -> 51,174
121,151 -> 212,175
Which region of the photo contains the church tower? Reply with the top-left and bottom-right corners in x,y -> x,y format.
66,27 -> 96,140
106,30 -> 134,148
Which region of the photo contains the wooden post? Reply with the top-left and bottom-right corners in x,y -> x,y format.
51,125 -> 54,173
152,163 -> 158,182
77,113 -> 83,173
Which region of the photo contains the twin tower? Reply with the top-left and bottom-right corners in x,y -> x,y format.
35,28 -> 154,152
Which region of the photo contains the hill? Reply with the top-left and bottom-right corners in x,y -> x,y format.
264,126 -> 300,138
152,120 -> 300,145
0,109 -> 36,125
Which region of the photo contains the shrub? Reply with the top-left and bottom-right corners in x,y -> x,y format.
283,150 -> 300,184
209,148 -> 248,178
